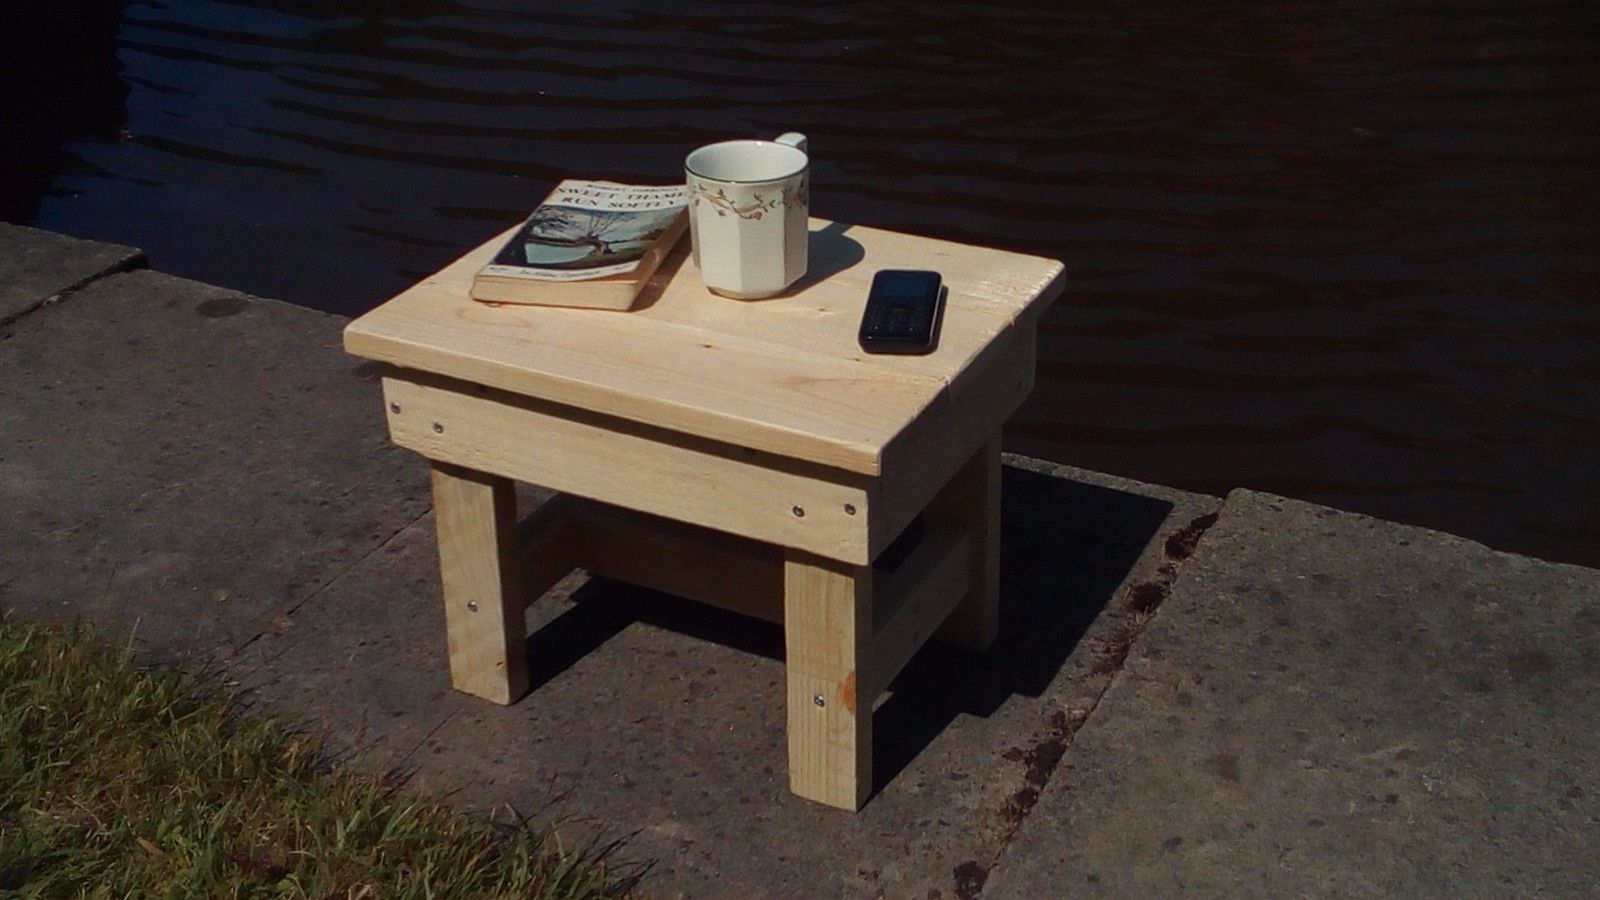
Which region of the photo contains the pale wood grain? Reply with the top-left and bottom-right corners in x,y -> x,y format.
562,498 -> 783,624
867,527 -> 971,697
346,219 -> 1064,474
784,549 -> 873,810
384,374 -> 875,564
870,326 -> 1034,553
514,493 -> 580,603
431,463 -> 528,704
929,436 -> 1002,651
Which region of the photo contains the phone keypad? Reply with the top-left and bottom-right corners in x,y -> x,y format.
862,301 -> 932,339
860,271 -> 942,354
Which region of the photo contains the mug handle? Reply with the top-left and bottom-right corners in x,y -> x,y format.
774,132 -> 809,155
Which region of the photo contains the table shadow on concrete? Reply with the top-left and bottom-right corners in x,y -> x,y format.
514,464 -> 1175,793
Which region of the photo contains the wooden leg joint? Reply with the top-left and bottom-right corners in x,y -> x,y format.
429,433 -> 1001,809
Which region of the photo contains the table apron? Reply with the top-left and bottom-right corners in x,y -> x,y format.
382,373 -> 876,564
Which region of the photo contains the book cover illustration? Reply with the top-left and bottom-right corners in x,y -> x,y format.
480,181 -> 688,283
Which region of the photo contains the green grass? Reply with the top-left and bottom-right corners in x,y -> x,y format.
0,615 -> 641,898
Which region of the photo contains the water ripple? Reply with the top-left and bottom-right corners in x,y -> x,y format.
31,0 -> 1600,567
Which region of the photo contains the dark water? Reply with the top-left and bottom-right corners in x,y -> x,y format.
20,0 -> 1600,566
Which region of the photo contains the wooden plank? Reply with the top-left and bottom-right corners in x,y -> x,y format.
384,374 -> 875,564
928,437 -> 1002,651
515,494 -> 580,602
563,499 -> 783,624
867,527 -> 971,697
869,324 -> 1035,556
784,549 -> 874,810
347,234 -> 932,475
640,243 -> 1022,384
344,219 -> 1065,475
430,463 -> 528,705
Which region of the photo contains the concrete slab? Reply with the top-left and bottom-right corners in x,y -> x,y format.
0,222 -> 142,325
986,489 -> 1600,899
0,269 -> 429,661
235,457 -> 1221,898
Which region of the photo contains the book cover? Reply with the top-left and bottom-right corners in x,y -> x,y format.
471,180 -> 689,309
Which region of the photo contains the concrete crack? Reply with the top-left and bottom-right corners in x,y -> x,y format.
230,503 -> 431,658
390,710 -> 458,773
959,508 -> 1222,900
0,254 -> 146,330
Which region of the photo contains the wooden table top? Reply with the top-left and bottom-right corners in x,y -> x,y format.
345,219 -> 1063,475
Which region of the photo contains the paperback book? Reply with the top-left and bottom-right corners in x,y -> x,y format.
471,180 -> 689,310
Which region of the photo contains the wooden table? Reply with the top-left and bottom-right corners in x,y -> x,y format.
344,220 -> 1063,810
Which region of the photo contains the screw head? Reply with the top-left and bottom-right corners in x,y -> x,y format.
812,694 -> 826,707
844,503 -> 857,515
792,505 -> 805,518
389,402 -> 401,414
466,600 -> 479,612
432,422 -> 444,433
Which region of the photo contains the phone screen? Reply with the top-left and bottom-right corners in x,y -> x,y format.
873,270 -> 940,302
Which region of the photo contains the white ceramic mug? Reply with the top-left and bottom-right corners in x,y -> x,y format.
685,132 -> 809,298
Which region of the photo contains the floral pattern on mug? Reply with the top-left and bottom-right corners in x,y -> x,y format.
689,174 -> 807,220
693,187 -> 776,219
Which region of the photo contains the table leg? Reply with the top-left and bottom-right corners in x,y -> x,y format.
430,462 -> 528,705
931,435 -> 1001,651
783,549 -> 873,810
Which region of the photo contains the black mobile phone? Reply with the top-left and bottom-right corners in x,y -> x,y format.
858,269 -> 944,354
